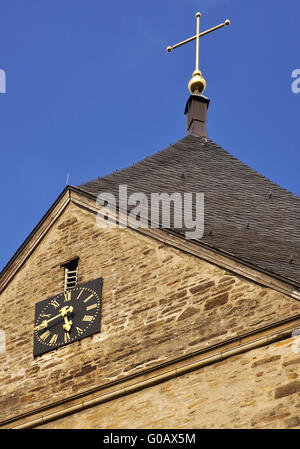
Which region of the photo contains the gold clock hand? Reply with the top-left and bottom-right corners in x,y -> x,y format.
62,319 -> 72,332
62,311 -> 73,332
34,320 -> 48,331
34,306 -> 73,331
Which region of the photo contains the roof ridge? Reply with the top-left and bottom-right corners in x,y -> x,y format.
79,135 -> 206,187
80,134 -> 300,205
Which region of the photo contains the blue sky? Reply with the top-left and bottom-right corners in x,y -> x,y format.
0,0 -> 300,271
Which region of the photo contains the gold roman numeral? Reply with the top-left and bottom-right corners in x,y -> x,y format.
64,332 -> 71,343
50,299 -> 60,309
40,330 -> 51,341
76,327 -> 83,335
82,315 -> 94,322
64,291 -> 72,302
77,289 -> 84,300
86,303 -> 97,311
49,334 -> 58,345
83,294 -> 94,303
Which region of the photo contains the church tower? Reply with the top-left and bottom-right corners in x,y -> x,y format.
1,12 -> 300,430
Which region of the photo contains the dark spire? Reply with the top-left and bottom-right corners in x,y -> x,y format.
184,94 -> 210,137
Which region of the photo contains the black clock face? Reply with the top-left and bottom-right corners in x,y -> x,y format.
33,278 -> 102,357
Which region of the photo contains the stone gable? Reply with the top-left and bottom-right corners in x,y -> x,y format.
1,200 -> 300,427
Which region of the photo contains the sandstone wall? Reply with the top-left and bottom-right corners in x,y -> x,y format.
37,337 -> 300,429
1,201 -> 299,426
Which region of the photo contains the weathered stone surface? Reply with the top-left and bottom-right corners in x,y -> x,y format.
36,339 -> 300,429
57,217 -> 78,230
283,356 -> 300,367
204,293 -> 228,310
274,382 -> 300,399
189,281 -> 215,294
177,307 -> 199,321
284,416 -> 300,428
251,355 -> 281,368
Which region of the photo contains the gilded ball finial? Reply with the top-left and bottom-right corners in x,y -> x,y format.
225,19 -> 230,26
188,70 -> 206,95
196,12 -> 201,18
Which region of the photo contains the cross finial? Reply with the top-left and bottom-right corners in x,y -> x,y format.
166,12 -> 230,95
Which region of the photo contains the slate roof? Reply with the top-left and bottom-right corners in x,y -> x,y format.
79,134 -> 300,286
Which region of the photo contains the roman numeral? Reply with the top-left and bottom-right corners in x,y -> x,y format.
76,327 -> 83,335
64,332 -> 71,343
49,334 -> 58,345
83,294 -> 94,303
82,315 -> 94,322
40,330 -> 51,341
64,291 -> 72,302
86,303 -> 97,311
77,289 -> 84,300
50,299 -> 60,309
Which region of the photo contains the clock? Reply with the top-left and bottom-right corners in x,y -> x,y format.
33,277 -> 102,357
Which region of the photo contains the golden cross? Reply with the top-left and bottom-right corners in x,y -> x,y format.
166,12 -> 230,95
